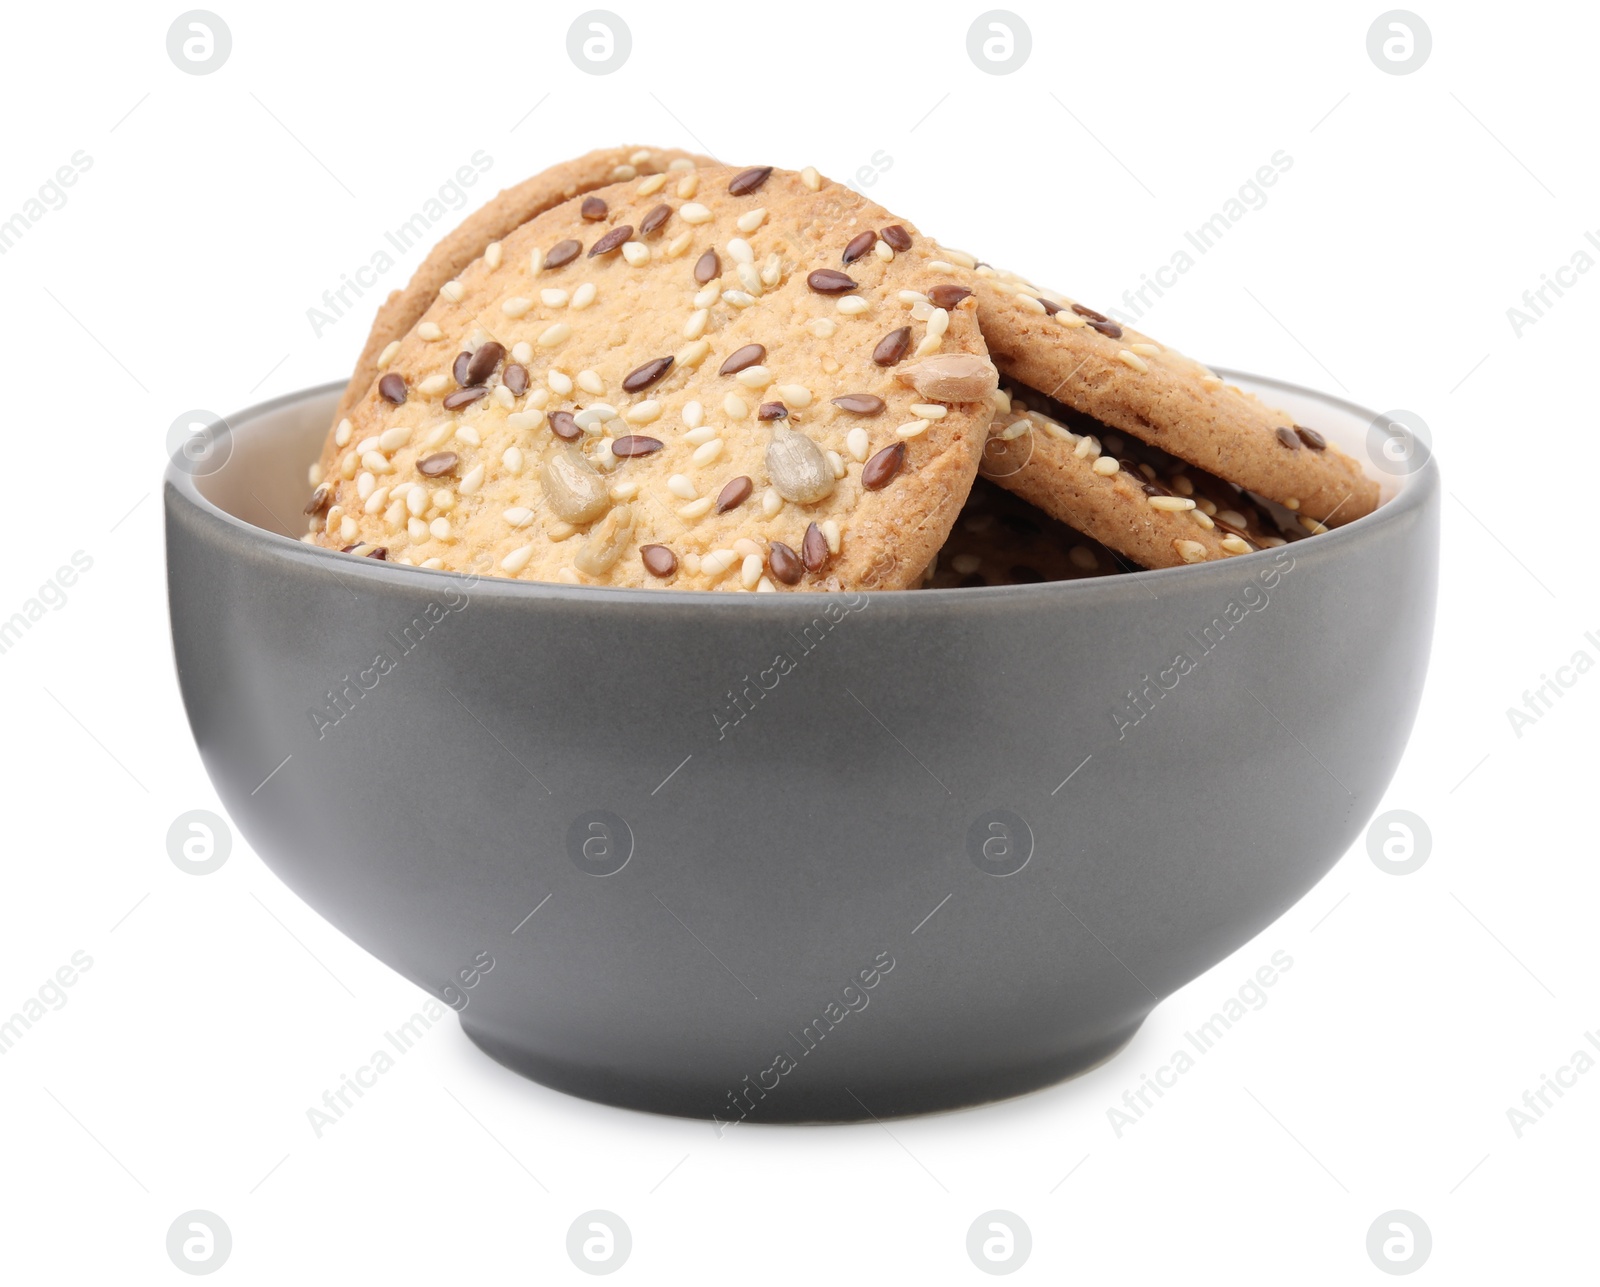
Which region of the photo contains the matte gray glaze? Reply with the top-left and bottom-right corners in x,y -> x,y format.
164,376 -> 1438,1122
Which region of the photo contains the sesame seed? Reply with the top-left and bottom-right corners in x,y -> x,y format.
910,301 -> 934,322
825,449 -> 846,479
1284,498 -> 1301,511
800,166 -> 822,191
999,420 -> 1031,442
529,248 -> 545,274
500,545 -> 533,573
740,554 -> 762,589
761,254 -> 782,287
625,400 -> 662,425
1016,294 -> 1048,315
1300,517 -> 1329,534
418,373 -> 449,396
501,297 -> 533,318
1057,312 -> 1088,329
727,237 -> 754,265
722,290 -> 756,308
484,241 -> 503,269
440,280 -> 464,303
502,446 -> 525,474
808,318 -> 837,339
406,485 -> 429,516
776,384 -> 812,407
571,282 -> 597,310
538,323 -> 571,348
507,409 -> 545,431
540,288 -> 569,308
622,241 -> 650,267
455,427 -> 480,447
511,342 -> 533,365
458,463 -> 485,496
737,262 -> 764,296
611,165 -> 636,182
356,472 -> 376,500
1189,510 -> 1215,530
837,296 -> 869,315
1221,534 -> 1253,554
677,339 -> 711,367
683,400 -> 705,429
692,438 -> 723,466
573,407 -> 612,430
637,173 -> 666,196
334,418 -> 353,447
874,240 -> 894,263
407,516 -> 428,541
361,450 -> 392,474
308,462 -> 324,486
822,520 -> 841,553
723,394 -> 748,418
1259,536 -> 1287,548
378,340 -> 401,367
735,366 -> 773,389
677,496 -> 713,519
668,474 -> 698,499
378,426 -> 411,452
680,203 -> 712,224
610,480 -> 639,501
1130,342 -> 1161,357
676,173 -> 699,198
909,403 -> 947,419
1116,350 -> 1150,373
549,522 -> 576,541
702,549 -> 738,577
429,517 -> 452,540
942,248 -> 978,269
761,487 -> 782,518
577,369 -> 605,395
504,506 -> 535,527
1200,375 -> 1224,392
356,434 -> 381,454
846,427 -> 870,461
736,208 -> 767,233
417,322 -> 443,341
556,568 -> 580,584
928,260 -> 954,273
1092,455 -> 1120,476
431,487 -> 456,511
547,371 -> 573,395
1149,495 -> 1196,512
684,308 -> 709,338
1173,539 -> 1207,564
895,421 -> 929,439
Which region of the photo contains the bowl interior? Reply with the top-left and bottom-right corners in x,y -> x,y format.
188,371 -> 1416,545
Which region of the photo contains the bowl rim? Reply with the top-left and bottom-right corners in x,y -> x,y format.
164,370 -> 1439,606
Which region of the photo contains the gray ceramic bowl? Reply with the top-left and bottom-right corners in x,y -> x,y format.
165,374 -> 1437,1122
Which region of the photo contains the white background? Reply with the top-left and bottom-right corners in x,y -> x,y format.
2,0 -> 1595,1281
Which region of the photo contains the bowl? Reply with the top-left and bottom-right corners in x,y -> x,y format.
164,374 -> 1438,1122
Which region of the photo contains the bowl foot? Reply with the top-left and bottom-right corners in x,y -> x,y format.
458,1017 -> 1146,1123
